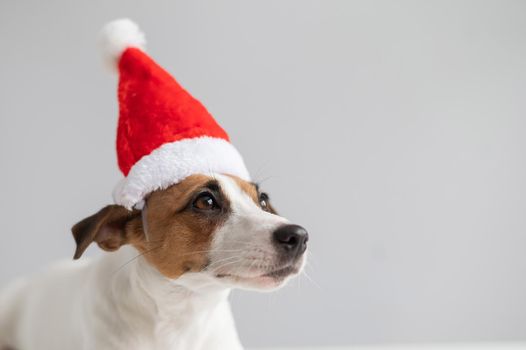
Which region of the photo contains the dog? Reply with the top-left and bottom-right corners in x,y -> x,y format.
1,18 -> 309,349
0,173 -> 308,349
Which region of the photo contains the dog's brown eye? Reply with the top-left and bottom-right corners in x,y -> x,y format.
193,193 -> 219,211
259,192 -> 269,210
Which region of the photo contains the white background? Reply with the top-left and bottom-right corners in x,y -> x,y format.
1,0 -> 525,348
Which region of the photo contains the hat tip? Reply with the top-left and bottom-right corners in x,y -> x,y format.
99,18 -> 146,69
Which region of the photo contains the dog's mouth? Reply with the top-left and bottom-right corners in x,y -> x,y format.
215,264 -> 300,284
209,251 -> 307,290
262,265 -> 298,278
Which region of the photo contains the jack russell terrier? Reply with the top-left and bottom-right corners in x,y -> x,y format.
0,19 -> 308,350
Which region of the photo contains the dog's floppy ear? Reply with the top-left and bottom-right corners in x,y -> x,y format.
71,205 -> 140,259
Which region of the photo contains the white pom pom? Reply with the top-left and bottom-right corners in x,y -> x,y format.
99,18 -> 146,69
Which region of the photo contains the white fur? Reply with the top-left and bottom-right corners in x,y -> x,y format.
113,137 -> 250,209
209,175 -> 305,291
100,18 -> 146,69
0,248 -> 242,350
0,175 -> 304,350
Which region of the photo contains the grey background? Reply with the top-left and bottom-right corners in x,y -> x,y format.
1,0 -> 525,348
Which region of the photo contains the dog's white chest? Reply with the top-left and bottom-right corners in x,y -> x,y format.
0,249 -> 243,350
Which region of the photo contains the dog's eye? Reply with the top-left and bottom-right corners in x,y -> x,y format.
193,192 -> 219,211
259,192 -> 269,210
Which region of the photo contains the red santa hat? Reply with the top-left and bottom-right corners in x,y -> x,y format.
100,19 -> 250,209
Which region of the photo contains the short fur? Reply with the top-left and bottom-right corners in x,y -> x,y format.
0,174 -> 306,350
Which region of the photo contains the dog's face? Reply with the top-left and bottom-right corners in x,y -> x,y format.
72,174 -> 308,290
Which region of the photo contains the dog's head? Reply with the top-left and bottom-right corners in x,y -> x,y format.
72,174 -> 308,290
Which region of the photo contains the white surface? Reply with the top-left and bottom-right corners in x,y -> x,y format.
254,344 -> 526,350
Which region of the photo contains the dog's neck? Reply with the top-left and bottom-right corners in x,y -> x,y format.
96,246 -> 232,348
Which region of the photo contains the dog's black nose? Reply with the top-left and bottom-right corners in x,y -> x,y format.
273,224 -> 308,257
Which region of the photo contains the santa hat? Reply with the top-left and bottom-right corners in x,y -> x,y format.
100,19 -> 250,209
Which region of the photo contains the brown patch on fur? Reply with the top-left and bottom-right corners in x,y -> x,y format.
71,174 -> 230,279
228,175 -> 259,203
227,175 -> 277,214
131,174 -> 232,279
72,205 -> 141,259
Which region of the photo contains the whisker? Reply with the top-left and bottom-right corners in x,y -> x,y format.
254,175 -> 274,186
250,160 -> 271,184
301,269 -> 321,290
225,243 -> 264,250
206,255 -> 243,269
209,258 -> 245,273
245,256 -> 260,273
226,255 -> 258,279
178,248 -> 246,257
111,245 -> 162,276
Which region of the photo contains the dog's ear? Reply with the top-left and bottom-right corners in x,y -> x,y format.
71,205 -> 140,259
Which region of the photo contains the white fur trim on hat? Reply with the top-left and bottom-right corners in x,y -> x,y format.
100,18 -> 146,69
113,137 -> 251,209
